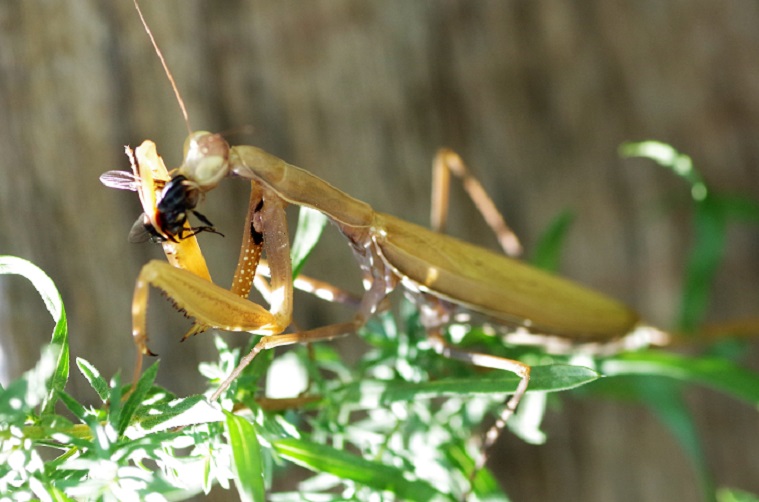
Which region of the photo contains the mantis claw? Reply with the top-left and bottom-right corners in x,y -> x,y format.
180,323 -> 208,342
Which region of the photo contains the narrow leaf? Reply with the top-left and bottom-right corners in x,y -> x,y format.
140,395 -> 223,430
0,256 -> 69,413
273,438 -> 446,501
633,378 -> 715,498
118,362 -> 159,435
619,141 -> 707,201
678,197 -> 725,332
225,412 -> 266,502
0,345 -> 61,424
57,390 -> 88,422
601,351 -> 759,405
718,488 -> 759,502
444,442 -> 506,500
76,358 -> 109,402
336,364 -> 600,409
718,194 -> 759,223
530,210 -> 574,272
290,206 -> 328,278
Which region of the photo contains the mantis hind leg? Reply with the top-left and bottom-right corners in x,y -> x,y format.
417,295 -> 530,498
431,149 -> 522,257
430,149 -> 533,491
426,326 -> 530,474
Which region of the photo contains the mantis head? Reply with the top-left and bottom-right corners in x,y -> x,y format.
179,131 -> 231,192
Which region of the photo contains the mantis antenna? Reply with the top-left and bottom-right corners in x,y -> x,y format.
132,0 -> 193,136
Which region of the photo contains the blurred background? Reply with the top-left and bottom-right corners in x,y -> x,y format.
1,1 -> 758,500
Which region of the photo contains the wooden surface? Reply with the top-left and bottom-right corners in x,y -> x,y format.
1,1 -> 758,500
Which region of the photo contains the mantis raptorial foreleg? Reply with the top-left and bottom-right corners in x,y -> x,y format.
179,182 -> 266,341
213,230 -> 400,400
111,143 -> 268,382
130,173 -> 391,400
130,183 -> 289,379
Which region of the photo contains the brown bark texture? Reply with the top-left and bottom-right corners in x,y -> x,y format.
0,1 -> 758,500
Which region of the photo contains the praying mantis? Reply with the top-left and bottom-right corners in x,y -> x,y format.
100,1 -> 669,495
104,128 -> 649,389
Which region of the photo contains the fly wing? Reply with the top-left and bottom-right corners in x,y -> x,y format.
128,214 -> 160,244
109,141 -> 212,281
100,170 -> 141,191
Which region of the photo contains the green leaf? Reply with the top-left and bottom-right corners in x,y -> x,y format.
118,362 -> 159,435
643,382 -> 714,500
626,377 -> 714,499
601,351 -> 759,405
677,192 -> 759,333
76,358 -> 109,402
137,394 -> 220,430
618,144 -> 733,332
508,391 -> 548,445
0,256 -> 69,414
225,412 -> 266,502
619,141 -> 707,201
718,488 -> 759,502
335,364 -> 600,409
444,442 -> 507,500
718,194 -> 759,223
678,197 -> 725,332
57,390 -> 88,422
530,210 -> 574,272
273,437 -> 446,501
290,206 -> 328,278
0,345 -> 61,424
45,483 -> 75,502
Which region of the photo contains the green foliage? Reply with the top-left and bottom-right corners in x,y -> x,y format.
620,141 -> 759,333
1,141 -> 759,500
290,206 -> 328,279
529,210 -> 575,272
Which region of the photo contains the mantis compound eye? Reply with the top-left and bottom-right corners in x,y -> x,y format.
180,131 -> 230,190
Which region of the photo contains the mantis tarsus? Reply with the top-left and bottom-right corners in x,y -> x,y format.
101,0 -> 666,494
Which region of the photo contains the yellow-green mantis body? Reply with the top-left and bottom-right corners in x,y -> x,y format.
105,130 -> 645,418
100,2 -> 662,494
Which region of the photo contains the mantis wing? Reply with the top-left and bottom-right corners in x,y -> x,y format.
376,213 -> 639,339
